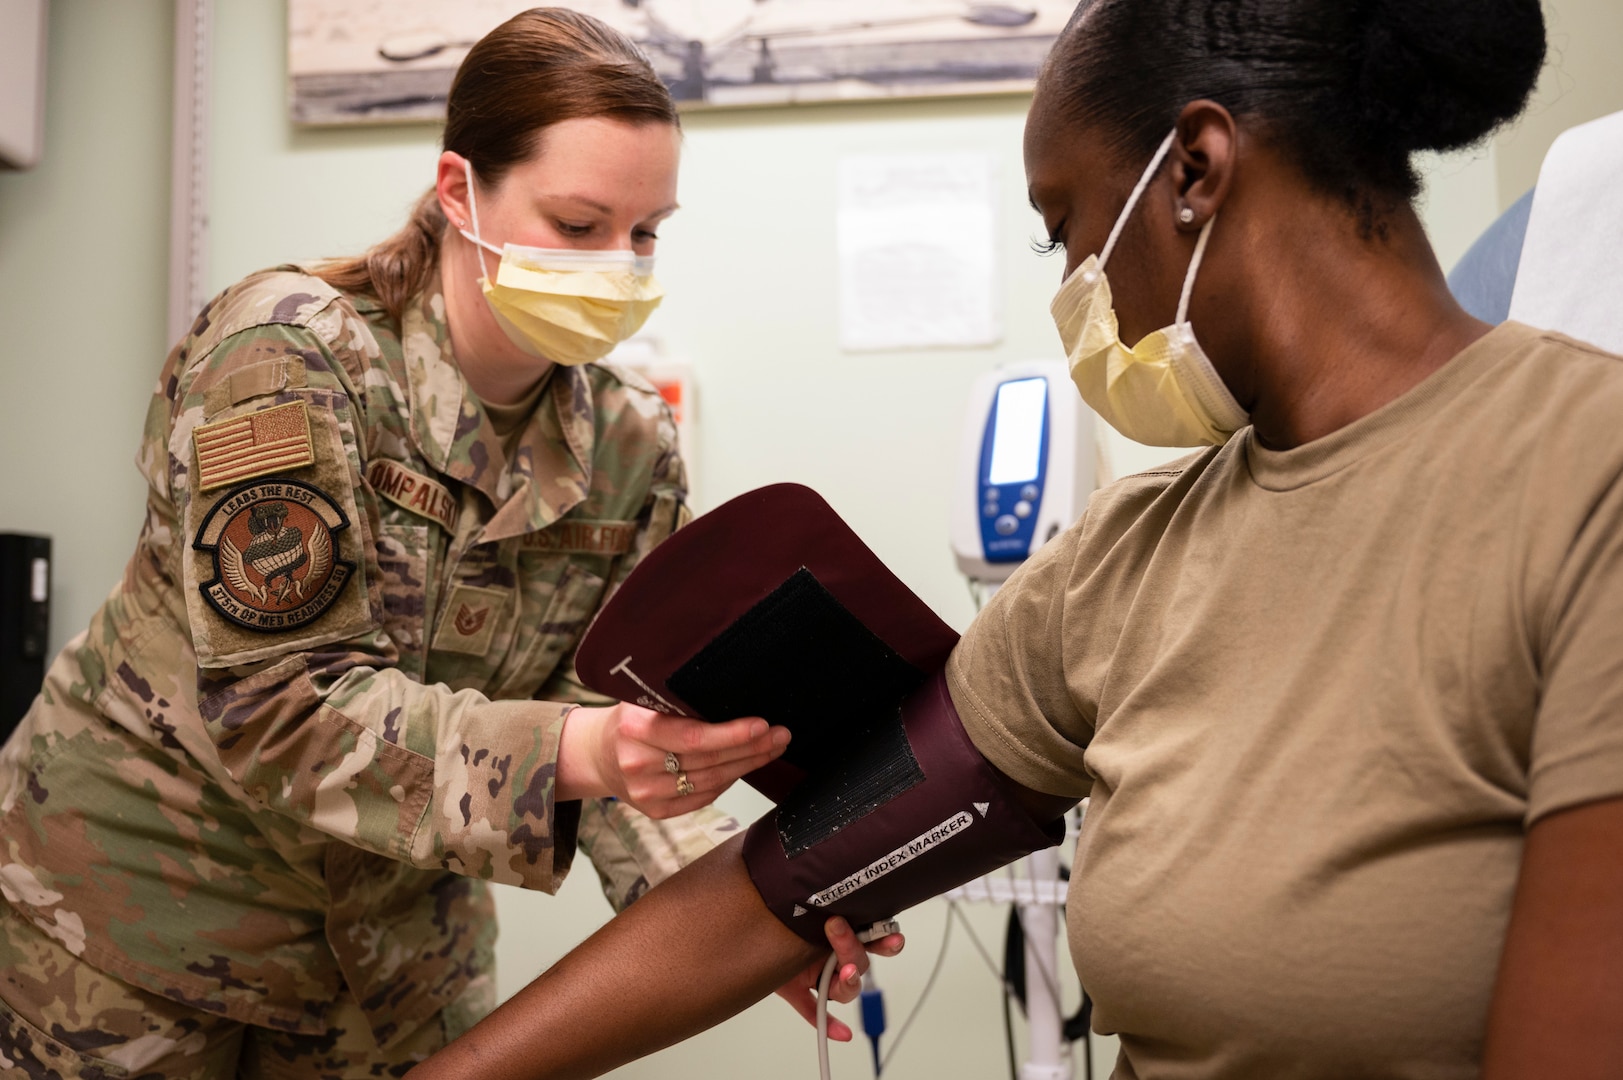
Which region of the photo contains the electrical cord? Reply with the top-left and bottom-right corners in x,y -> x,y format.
860,970 -> 885,1077
816,952 -> 840,1080
1084,1000 -> 1096,1080
941,900 -> 1027,1080
818,899 -> 1063,1078
877,905 -> 955,1073
817,920 -> 901,1080
948,900 -> 1013,989
1000,850 -> 1098,1078
1011,901 -> 1065,1008
1002,972 -> 1019,1080
1004,898 -> 1095,1079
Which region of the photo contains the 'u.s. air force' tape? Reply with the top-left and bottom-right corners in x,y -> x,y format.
574,483 -> 1061,943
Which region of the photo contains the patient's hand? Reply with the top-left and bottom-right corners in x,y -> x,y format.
774,916 -> 905,1041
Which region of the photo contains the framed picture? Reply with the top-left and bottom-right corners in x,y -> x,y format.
288,0 -> 1076,125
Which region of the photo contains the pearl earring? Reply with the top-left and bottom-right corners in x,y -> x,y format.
1178,207 -> 1196,225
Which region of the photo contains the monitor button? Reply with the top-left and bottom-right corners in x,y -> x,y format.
1021,484 -> 1040,501
983,503 -> 999,518
1013,500 -> 1032,518
983,488 -> 999,503
994,515 -> 1019,536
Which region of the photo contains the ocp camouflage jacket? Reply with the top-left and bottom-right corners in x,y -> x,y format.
0,267 -> 735,1047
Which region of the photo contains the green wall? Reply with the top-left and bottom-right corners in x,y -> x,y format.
0,0 -> 173,651
2,2 -> 1622,1078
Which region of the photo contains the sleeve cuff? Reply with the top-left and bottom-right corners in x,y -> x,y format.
1526,752 -> 1623,826
413,698 -> 582,891
947,648 -> 1092,799
575,800 -> 741,912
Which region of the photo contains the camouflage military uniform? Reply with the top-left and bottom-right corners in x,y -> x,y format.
0,267 -> 736,1075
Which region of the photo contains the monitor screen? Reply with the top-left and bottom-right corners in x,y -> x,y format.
987,377 -> 1046,485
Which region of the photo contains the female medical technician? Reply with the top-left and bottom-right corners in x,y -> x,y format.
411,0 -> 1623,1077
0,9 -> 884,1076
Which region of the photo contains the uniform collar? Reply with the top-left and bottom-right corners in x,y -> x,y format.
401,284 -> 595,540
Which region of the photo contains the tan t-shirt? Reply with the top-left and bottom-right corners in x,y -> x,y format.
948,322 -> 1623,1079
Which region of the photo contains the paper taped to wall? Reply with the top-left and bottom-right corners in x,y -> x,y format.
837,153 -> 1000,351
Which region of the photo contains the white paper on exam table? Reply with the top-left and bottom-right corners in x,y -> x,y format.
1508,109 -> 1623,355
837,153 -> 1000,352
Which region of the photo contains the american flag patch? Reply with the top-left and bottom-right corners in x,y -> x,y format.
193,402 -> 315,491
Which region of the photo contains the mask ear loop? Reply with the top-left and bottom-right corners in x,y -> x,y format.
459,157 -> 502,283
1097,130 -> 1178,274
1176,213 -> 1217,325
1172,209 -> 1246,431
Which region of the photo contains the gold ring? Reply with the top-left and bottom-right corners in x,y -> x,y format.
675,771 -> 695,797
664,751 -> 681,775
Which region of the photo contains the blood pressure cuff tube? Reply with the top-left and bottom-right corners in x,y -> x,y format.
575,483 -> 1064,943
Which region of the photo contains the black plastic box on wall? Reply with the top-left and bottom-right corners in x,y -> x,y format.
0,533 -> 50,741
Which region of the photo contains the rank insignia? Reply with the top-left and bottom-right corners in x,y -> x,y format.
194,478 -> 356,632
452,603 -> 489,636
432,584 -> 506,655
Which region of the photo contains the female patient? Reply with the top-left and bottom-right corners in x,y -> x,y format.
413,0 -> 1623,1077
408,0 -> 1623,1071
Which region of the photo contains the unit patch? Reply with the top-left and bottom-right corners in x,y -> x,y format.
519,520 -> 637,555
365,458 -> 456,531
194,478 -> 356,632
193,401 -> 315,491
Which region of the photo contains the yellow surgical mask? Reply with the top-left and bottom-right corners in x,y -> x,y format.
1050,131 -> 1248,448
460,160 -> 665,366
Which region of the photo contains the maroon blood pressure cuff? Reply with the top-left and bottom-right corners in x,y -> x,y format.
575,483 -> 1063,943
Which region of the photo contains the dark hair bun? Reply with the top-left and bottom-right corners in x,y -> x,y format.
1357,0 -> 1547,155
1046,0 -> 1548,202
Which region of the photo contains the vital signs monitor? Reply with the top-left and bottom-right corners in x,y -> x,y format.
951,361 -> 1096,585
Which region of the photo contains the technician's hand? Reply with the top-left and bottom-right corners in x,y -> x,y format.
775,916 -> 906,1042
556,702 -> 790,818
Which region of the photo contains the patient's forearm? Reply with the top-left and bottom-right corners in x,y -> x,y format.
410,834 -> 819,1080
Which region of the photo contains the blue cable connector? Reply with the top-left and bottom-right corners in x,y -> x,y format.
860,969 -> 887,1076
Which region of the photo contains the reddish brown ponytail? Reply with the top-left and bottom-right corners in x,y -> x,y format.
314,7 -> 678,323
